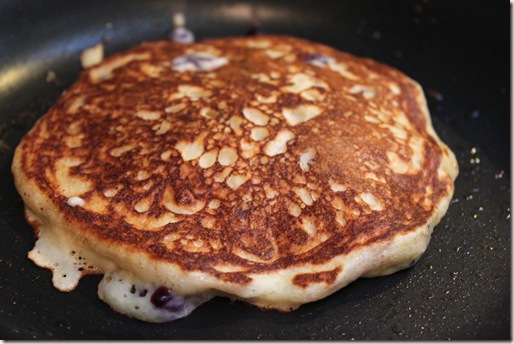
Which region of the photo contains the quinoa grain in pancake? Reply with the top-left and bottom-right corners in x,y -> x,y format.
12,35 -> 458,322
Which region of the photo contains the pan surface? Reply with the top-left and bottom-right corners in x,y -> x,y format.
0,0 -> 510,340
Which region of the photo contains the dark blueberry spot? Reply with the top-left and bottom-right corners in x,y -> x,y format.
130,285 -> 136,294
151,287 -> 174,308
172,53 -> 220,70
78,267 -> 84,272
297,52 -> 333,67
139,289 -> 148,297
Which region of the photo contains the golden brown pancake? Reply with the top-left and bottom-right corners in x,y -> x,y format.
12,35 -> 458,322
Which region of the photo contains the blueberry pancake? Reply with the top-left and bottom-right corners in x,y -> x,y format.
12,35 -> 458,322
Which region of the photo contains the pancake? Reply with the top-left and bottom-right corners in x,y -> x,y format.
11,35 -> 458,322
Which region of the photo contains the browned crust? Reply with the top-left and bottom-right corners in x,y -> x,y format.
14,35 -> 456,288
293,267 -> 342,288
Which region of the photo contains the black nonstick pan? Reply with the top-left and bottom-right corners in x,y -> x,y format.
0,0 -> 510,340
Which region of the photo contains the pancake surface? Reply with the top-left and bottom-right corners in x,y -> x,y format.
12,35 -> 458,322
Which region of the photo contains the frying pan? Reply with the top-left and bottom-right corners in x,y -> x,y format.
0,0 -> 510,340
